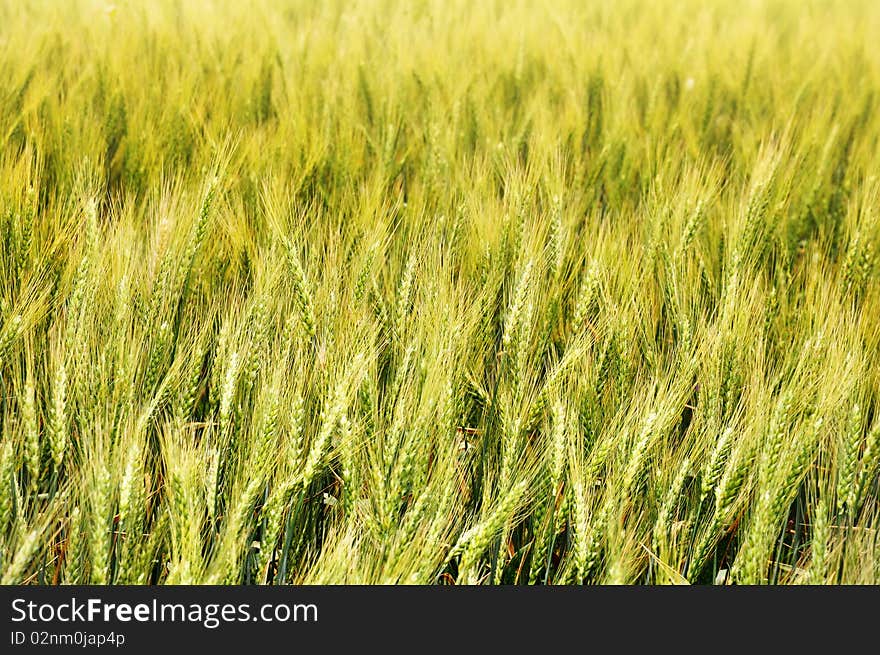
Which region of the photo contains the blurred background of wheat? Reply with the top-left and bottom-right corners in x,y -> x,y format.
1,0 -> 880,584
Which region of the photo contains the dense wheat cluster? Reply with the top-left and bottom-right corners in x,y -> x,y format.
1,0 -> 879,585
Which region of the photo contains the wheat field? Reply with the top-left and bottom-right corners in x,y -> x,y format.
1,0 -> 879,585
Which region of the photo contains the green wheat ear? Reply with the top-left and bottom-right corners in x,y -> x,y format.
0,439 -> 16,535
3,0 -> 880,587
21,379 -> 40,495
